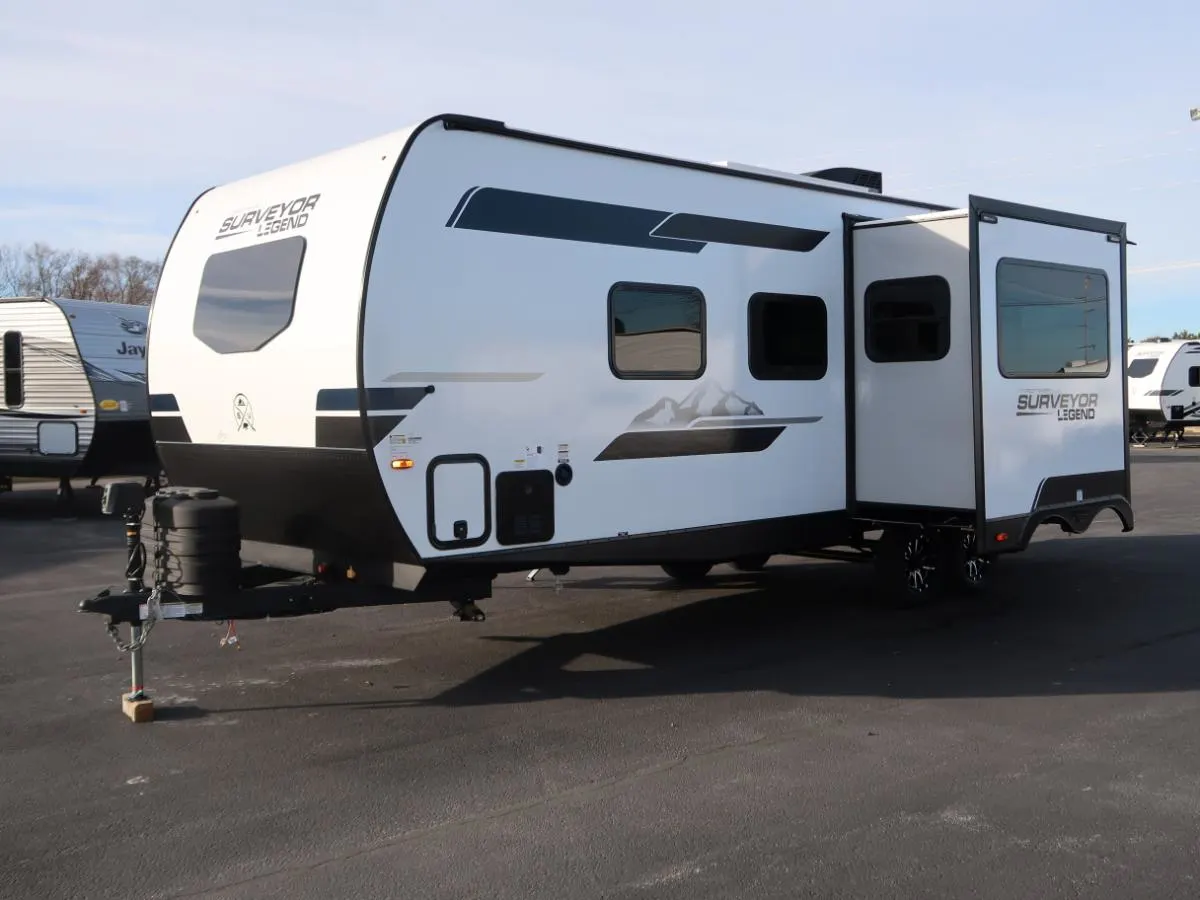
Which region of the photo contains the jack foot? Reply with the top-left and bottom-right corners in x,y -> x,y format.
450,599 -> 486,622
122,692 -> 154,723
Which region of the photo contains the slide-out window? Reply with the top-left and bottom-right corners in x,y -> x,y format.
747,293 -> 828,380
996,258 -> 1109,378
1126,357 -> 1158,378
3,330 -> 23,408
193,235 -> 307,354
864,276 -> 951,363
608,282 -> 705,378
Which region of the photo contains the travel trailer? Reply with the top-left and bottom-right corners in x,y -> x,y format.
0,296 -> 161,502
80,112 -> 1134,650
1125,337 -> 1200,443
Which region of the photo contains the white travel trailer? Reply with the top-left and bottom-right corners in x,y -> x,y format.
1125,337 -> 1200,442
81,113 -> 1134,649
0,296 -> 161,502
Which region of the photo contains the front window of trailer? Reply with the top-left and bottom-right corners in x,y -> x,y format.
1126,357 -> 1158,378
193,236 -> 307,354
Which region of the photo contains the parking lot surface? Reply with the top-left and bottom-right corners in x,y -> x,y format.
2,447 -> 1200,899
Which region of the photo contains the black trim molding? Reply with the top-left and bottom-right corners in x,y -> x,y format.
439,510 -> 851,572
983,469 -> 1133,552
156,442 -> 422,564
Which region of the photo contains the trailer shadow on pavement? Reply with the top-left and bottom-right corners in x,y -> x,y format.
0,482 -> 110,521
164,527 -> 1200,720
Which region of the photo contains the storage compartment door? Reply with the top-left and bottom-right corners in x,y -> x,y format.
38,420 -> 78,456
427,455 -> 491,549
973,198 -> 1128,531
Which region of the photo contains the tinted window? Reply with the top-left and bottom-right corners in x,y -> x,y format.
864,275 -> 951,363
748,293 -> 827,380
1190,366 -> 1200,388
997,258 -> 1109,378
609,283 -> 704,378
3,330 -> 22,408
1126,357 -> 1158,378
193,236 -> 306,354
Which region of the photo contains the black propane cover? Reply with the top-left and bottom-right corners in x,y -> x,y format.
143,487 -> 242,598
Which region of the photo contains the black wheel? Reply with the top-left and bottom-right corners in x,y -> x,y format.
661,562 -> 714,585
936,529 -> 991,595
873,527 -> 942,607
731,554 -> 770,572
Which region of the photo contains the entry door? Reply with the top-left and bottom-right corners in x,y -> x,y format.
973,198 -> 1127,525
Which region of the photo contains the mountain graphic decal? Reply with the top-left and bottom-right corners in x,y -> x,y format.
595,381 -> 821,461
628,382 -> 764,430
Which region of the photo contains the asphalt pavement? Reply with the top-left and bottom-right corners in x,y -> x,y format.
2,447 -> 1199,899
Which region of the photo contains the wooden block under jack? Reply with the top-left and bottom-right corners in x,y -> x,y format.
122,693 -> 154,723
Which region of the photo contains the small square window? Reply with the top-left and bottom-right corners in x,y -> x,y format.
747,293 -> 827,380
864,276 -> 951,363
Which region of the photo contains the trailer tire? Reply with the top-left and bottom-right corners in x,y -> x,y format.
873,527 -> 943,607
731,554 -> 770,572
661,562 -> 713,585
936,529 -> 991,595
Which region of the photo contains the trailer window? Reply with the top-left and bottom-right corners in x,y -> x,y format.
747,293 -> 827,380
609,282 -> 705,378
1126,358 -> 1158,378
996,258 -> 1109,378
1190,367 -> 1200,388
193,236 -> 307,354
3,331 -> 23,408
864,276 -> 951,363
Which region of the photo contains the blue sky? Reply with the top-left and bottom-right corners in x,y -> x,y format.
0,0 -> 1196,339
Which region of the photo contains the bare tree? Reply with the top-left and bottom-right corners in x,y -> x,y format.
0,241 -> 161,305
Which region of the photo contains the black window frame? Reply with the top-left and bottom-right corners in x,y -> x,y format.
607,281 -> 706,380
192,235 -> 307,355
1126,357 -> 1159,378
3,330 -> 23,408
995,257 -> 1110,380
863,275 -> 952,364
746,292 -> 828,381
1190,366 -> 1200,388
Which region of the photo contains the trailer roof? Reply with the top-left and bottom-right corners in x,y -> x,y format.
434,114 -> 956,212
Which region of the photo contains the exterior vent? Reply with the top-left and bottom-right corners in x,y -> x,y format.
803,166 -> 883,193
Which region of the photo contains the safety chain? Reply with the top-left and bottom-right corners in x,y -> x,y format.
104,585 -> 168,653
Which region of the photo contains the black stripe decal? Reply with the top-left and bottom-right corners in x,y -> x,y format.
594,426 -> 784,461
1033,470 -> 1127,509
445,185 -> 480,226
315,414 -> 407,449
149,393 -> 180,412
152,416 -> 192,444
368,414 -> 405,445
451,187 -> 702,253
316,387 -> 431,412
0,410 -> 84,420
653,213 -> 828,252
448,187 -> 829,255
316,416 -> 366,449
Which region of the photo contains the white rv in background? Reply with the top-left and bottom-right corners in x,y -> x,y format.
1125,337 -> 1200,442
115,112 -> 1132,618
0,296 -> 162,502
